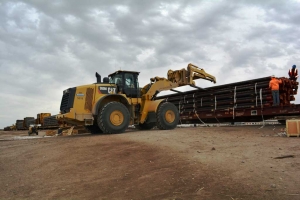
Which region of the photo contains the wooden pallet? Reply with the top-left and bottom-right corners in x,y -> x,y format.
286,120 -> 300,137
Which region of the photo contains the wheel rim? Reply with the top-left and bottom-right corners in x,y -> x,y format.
110,110 -> 124,126
165,109 -> 175,123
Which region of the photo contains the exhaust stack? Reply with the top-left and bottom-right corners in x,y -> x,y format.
95,72 -> 101,83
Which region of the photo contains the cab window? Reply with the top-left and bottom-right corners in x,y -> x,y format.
109,74 -> 122,85
125,73 -> 135,88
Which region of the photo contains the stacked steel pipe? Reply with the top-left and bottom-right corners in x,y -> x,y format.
157,76 -> 298,115
280,78 -> 298,103
4,126 -> 12,131
43,115 -> 59,127
27,118 -> 36,126
16,120 -> 24,130
23,117 -> 35,129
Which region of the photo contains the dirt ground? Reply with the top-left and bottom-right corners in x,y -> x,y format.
0,125 -> 300,200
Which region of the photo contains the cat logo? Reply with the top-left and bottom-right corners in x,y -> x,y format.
98,86 -> 116,94
108,87 -> 116,94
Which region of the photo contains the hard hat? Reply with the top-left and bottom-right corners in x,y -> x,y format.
271,75 -> 275,78
292,65 -> 296,69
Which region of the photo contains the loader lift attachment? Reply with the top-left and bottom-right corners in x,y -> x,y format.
167,63 -> 216,86
139,63 -> 216,123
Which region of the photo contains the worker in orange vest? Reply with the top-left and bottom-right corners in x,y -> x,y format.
269,75 -> 282,106
288,65 -> 298,81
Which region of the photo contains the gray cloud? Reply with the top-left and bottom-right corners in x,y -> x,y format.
1,0 -> 300,128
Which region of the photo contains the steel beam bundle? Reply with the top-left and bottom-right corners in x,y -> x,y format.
156,76 -> 298,122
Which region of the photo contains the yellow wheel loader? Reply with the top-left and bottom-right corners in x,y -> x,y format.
56,63 -> 216,134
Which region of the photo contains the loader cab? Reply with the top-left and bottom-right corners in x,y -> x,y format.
108,70 -> 140,98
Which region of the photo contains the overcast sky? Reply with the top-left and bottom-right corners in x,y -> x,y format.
1,0 -> 300,128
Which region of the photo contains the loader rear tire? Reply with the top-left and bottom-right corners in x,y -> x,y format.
135,122 -> 156,130
98,102 -> 130,134
156,102 -> 179,130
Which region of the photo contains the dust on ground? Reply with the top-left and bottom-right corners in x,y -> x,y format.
0,125 -> 299,200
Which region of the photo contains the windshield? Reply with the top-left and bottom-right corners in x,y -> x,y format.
109,74 -> 122,84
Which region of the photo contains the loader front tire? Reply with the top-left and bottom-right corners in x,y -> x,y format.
98,102 -> 130,134
156,102 -> 179,130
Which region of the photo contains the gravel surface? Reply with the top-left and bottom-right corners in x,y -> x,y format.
1,125 -> 299,200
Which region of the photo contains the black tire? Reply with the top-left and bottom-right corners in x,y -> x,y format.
97,102 -> 130,134
156,102 -> 179,130
85,118 -> 103,134
85,124 -> 103,134
135,122 -> 156,130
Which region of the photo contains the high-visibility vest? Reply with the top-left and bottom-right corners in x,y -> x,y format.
289,69 -> 298,78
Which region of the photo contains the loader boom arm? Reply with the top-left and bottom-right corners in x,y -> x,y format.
139,63 -> 216,123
